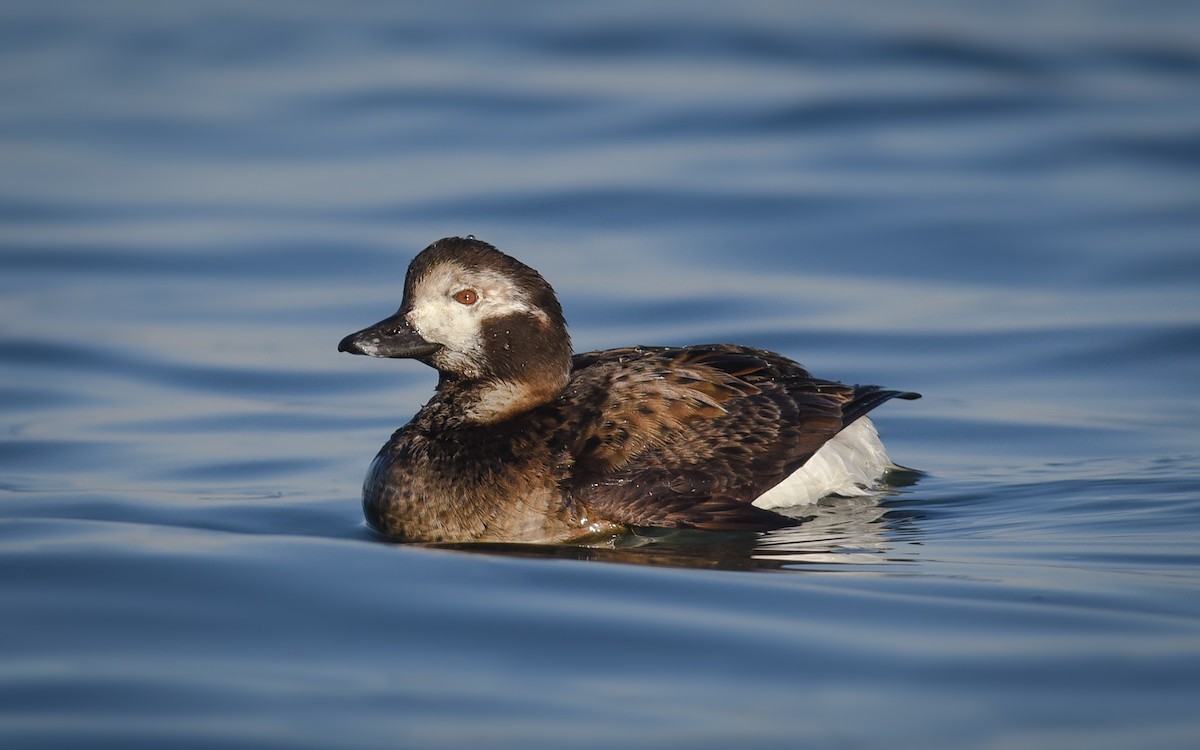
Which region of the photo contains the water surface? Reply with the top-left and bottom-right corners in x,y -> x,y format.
2,1 -> 1199,748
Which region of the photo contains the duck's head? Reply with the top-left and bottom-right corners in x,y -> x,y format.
338,237 -> 573,423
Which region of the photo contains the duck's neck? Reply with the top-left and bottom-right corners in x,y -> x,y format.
449,373 -> 567,424
433,312 -> 573,425
473,314 -> 574,423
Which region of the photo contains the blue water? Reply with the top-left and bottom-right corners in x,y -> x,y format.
3,1 -> 1200,747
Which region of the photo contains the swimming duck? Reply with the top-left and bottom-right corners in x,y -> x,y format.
339,236 -> 919,544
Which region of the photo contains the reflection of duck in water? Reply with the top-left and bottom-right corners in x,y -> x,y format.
339,237 -> 920,544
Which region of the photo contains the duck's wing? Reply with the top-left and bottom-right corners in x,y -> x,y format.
561,345 -> 918,531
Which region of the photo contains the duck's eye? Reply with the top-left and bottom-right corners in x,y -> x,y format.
453,289 -> 478,305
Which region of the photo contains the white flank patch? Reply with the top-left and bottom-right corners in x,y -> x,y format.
751,417 -> 894,509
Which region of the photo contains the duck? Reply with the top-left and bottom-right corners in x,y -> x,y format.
338,236 -> 919,544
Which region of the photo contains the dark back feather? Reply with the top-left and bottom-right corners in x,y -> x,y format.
558,344 -> 919,531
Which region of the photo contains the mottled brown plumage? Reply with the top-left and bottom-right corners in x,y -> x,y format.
339,237 -> 919,543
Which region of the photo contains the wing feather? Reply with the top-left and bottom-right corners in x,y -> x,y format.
559,345 -> 921,531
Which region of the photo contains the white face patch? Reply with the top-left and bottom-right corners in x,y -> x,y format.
405,262 -> 549,376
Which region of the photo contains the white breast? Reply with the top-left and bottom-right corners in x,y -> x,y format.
751,417 -> 895,509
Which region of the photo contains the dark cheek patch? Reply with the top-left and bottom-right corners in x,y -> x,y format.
482,312 -> 540,374
482,314 -> 554,380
